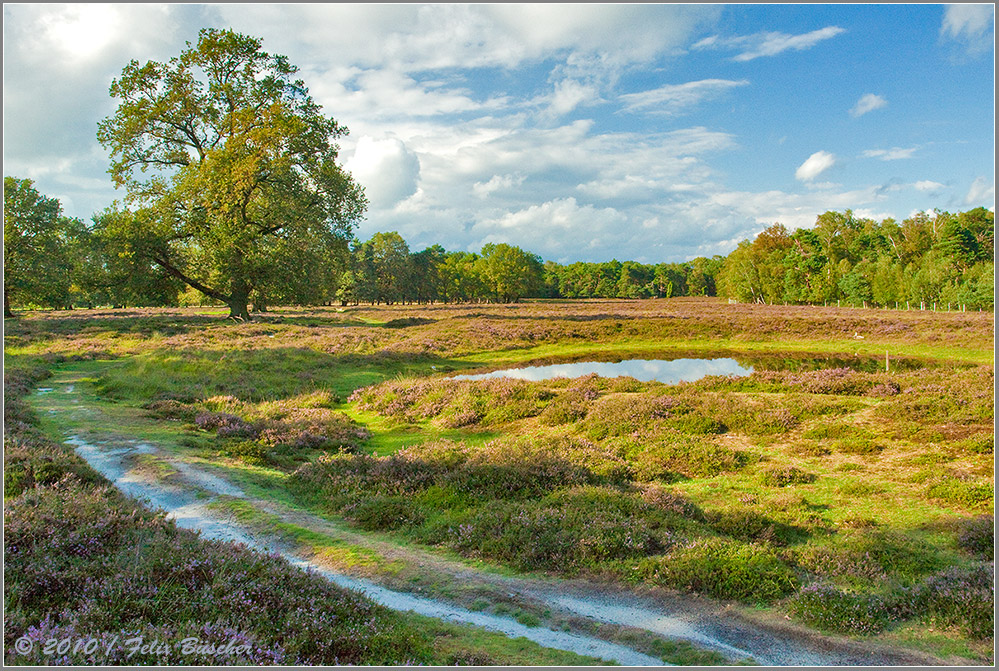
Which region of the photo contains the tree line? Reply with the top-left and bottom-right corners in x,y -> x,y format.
6,173 -> 992,314
716,208 -> 993,310
3,28 -> 994,317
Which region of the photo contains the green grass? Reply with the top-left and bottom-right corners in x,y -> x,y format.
6,300 -> 993,664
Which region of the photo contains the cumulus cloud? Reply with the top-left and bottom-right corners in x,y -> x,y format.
693,26 -> 845,61
940,4 -> 994,56
344,136 -> 421,209
619,79 -> 748,116
542,79 -> 601,118
964,176 -> 995,206
215,4 -> 719,73
473,174 -> 526,199
795,151 -> 837,182
914,180 -> 946,192
862,146 -> 916,161
850,93 -> 888,118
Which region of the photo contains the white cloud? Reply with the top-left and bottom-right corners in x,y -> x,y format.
543,79 -> 601,118
473,174 -> 526,199
215,4 -> 719,73
941,4 -> 995,56
850,93 -> 888,118
795,151 -> 837,182
964,176 -> 995,206
619,79 -> 748,116
862,146 -> 916,161
693,26 -> 845,62
344,136 -> 421,209
914,180 -> 946,192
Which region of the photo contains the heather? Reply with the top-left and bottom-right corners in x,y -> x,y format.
5,298 -> 994,662
2,368 -> 605,666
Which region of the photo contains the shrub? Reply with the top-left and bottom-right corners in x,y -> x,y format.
634,539 -> 798,603
834,438 -> 884,455
444,490 -> 677,572
537,396 -> 589,426
912,563 -> 994,640
221,439 -> 271,465
794,530 -> 944,585
613,433 -> 750,482
788,583 -> 893,635
925,478 -> 993,511
759,465 -> 816,487
694,394 -> 799,436
639,485 -> 705,521
955,515 -> 994,560
142,399 -> 199,422
345,496 -> 425,532
583,393 -> 723,441
706,508 -> 809,546
953,433 -> 994,455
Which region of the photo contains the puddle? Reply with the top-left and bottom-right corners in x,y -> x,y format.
454,358 -> 752,383
453,351 -> 930,383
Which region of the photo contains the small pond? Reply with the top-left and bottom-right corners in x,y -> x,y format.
451,352 -> 929,385
453,358 -> 753,384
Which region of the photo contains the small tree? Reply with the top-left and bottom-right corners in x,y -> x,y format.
97,29 -> 366,320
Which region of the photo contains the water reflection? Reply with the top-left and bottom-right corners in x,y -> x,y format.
454,358 -> 753,384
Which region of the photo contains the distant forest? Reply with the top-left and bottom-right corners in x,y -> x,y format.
4,177 -> 994,313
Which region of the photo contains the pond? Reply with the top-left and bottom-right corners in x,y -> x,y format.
451,351 -> 928,385
453,357 -> 753,384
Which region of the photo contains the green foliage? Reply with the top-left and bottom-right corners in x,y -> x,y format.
3,177 -> 85,313
634,539 -> 799,603
789,584 -> 895,635
954,515 -> 993,560
96,28 -> 366,320
717,208 -> 994,309
475,243 -> 544,303
758,465 -> 817,487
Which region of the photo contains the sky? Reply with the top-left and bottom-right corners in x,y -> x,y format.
3,3 -> 995,264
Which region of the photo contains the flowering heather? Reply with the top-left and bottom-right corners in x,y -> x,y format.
788,583 -> 893,635
4,370 -> 434,666
955,515 -> 994,560
912,563 -> 994,640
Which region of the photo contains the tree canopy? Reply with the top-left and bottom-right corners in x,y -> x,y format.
3,177 -> 83,316
96,28 -> 366,320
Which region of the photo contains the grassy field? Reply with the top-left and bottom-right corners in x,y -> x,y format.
4,297 -> 994,664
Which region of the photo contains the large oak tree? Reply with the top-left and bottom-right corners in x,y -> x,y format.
97,29 -> 366,320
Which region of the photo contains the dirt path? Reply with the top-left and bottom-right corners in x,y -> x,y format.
33,372 -> 951,667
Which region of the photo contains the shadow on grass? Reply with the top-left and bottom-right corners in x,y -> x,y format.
93,346 -> 474,404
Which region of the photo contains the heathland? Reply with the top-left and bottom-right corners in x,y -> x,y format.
3,297 -> 994,665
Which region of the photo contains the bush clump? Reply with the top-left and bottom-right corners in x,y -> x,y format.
618,434 -> 750,482
634,538 -> 798,603
759,465 -> 817,487
912,563 -> 994,640
788,583 -> 894,635
955,515 -> 994,560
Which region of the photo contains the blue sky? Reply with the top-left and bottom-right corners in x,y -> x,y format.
3,4 -> 994,264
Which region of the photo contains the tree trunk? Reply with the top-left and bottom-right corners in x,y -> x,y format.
227,281 -> 251,321
4,290 -> 14,318
227,296 -> 251,321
